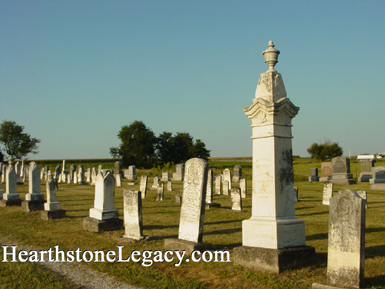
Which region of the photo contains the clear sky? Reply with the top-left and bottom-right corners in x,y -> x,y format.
1,1 -> 384,160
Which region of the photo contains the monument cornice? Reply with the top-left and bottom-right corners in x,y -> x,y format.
244,97 -> 299,120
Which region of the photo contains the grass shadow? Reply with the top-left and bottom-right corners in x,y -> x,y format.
306,233 -> 328,241
365,245 -> 385,258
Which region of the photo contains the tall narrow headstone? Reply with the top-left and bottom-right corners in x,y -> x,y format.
15,161 -> 23,184
70,165 -> 76,182
322,182 -> 334,205
1,164 -> 5,183
222,180 -> 229,196
151,176 -> 160,190
172,163 -> 184,181
312,189 -> 365,289
123,190 -> 143,240
0,166 -> 4,198
139,175 -> 148,199
164,158 -> 214,254
234,41 -> 315,273
41,171 -> 66,220
115,174 -> 122,187
223,168 -> 232,190
240,178 -> 247,198
231,187 -> 242,211
83,170 -> 123,232
78,165 -> 87,185
114,161 -> 123,177
330,157 -> 356,185
233,165 -> 242,182
86,168 -> 91,183
61,160 -> 68,183
215,175 -> 222,195
205,168 -> 220,209
22,162 -> 45,212
1,160 -> 21,205
156,181 -> 164,201
167,181 -> 172,191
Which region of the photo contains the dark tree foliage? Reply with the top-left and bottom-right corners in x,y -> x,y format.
0,120 -> 40,160
307,140 -> 343,161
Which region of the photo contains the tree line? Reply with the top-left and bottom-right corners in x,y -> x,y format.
109,121 -> 210,168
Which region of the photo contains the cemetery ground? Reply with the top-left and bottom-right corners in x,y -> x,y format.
1,158 -> 385,288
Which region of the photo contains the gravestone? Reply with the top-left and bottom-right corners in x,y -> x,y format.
312,189 -> 365,289
0,160 -> 21,207
205,168 -> 220,209
139,175 -> 148,199
1,164 -> 5,183
41,171 -> 66,220
308,167 -> 319,182
22,162 -> 45,212
15,161 -> 23,184
223,168 -> 232,190
70,165 -> 76,182
91,167 -> 97,185
125,165 -> 137,180
231,187 -> 242,211
175,194 -> 182,204
369,166 -> 385,190
40,167 -> 45,180
240,178 -> 247,198
123,190 -> 143,240
233,165 -> 242,183
97,165 -> 102,174
234,41 -> 315,273
0,166 -> 4,198
172,163 -> 184,181
358,159 -> 374,182
86,168 -> 91,183
61,160 -> 68,183
164,158 -> 215,254
156,181 -> 164,201
161,172 -> 170,182
20,160 -> 25,181
330,157 -> 356,185
322,182 -> 334,205
215,175 -> 222,195
115,174 -> 122,187
54,165 -> 61,182
83,170 -> 123,232
151,176 -> 160,190
167,181 -> 172,191
357,190 -> 368,209
114,161 -> 123,176
222,180 -> 229,195
77,165 -> 87,185
320,162 -> 333,182
293,187 -> 298,203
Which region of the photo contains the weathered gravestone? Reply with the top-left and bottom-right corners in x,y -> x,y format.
114,161 -> 123,177
320,162 -> 333,182
240,178 -> 247,198
161,172 -> 170,182
322,182 -> 334,206
358,159 -> 375,182
293,187 -> 298,203
91,167 -> 97,185
115,174 -> 122,187
41,171 -> 66,220
83,170 -> 123,232
77,165 -> 87,185
172,163 -> 184,181
156,181 -> 164,201
175,193 -> 182,204
231,187 -> 242,211
139,175 -> 148,199
312,189 -> 365,289
70,165 -> 76,182
205,168 -> 220,209
0,160 -> 21,207
125,165 -> 137,180
15,161 -> 23,184
223,168 -> 232,190
86,168 -> 91,183
369,166 -> 385,190
151,176 -> 160,190
164,158 -> 215,254
330,157 -> 356,185
215,175 -> 222,195
61,160 -> 68,183
22,162 -> 45,212
222,180 -> 229,196
308,167 -> 319,182
167,181 -> 172,191
234,41 -> 315,273
233,165 -> 242,183
123,190 -> 143,240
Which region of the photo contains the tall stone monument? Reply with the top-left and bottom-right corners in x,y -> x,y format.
22,162 -> 45,212
234,41 -> 315,272
205,168 -> 220,209
123,190 -> 144,240
139,175 -> 148,199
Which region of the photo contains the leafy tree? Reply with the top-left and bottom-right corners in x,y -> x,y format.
0,120 -> 40,160
110,121 -> 157,168
155,132 -> 174,164
191,139 -> 210,160
307,140 -> 343,161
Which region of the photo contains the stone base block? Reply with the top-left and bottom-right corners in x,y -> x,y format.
370,183 -> 385,191
127,182 -> 138,186
21,200 -> 45,212
319,177 -> 331,182
83,217 -> 123,232
164,238 -> 216,255
308,176 -> 320,182
330,179 -> 356,185
358,174 -> 372,182
0,199 -> 22,207
312,282 -> 362,289
233,245 -> 316,273
205,202 -> 221,209
41,209 -> 66,220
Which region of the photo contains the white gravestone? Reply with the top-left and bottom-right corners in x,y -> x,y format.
44,171 -> 61,211
240,178 -> 247,198
115,174 -> 122,187
222,180 -> 229,196
322,182 -> 333,205
3,164 -> 19,200
215,175 -> 222,195
172,163 -> 184,181
156,181 -> 164,201
139,175 -> 148,199
167,181 -> 172,191
223,168 -> 232,190
151,176 -> 160,190
231,187 -> 242,211
205,168 -> 213,204
123,190 -> 143,240
233,165 -> 242,183
161,172 -> 170,181
25,162 -> 44,201
91,167 -> 97,185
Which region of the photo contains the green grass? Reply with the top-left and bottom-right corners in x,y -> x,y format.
0,158 -> 384,288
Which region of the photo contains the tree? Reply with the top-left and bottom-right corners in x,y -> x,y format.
191,139 -> 210,161
307,140 -> 343,161
110,121 -> 157,168
0,120 -> 40,160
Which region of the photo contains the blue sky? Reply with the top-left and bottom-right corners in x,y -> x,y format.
1,1 -> 384,160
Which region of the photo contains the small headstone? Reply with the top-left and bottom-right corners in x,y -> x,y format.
215,175 -> 222,195
231,187 -> 242,211
330,157 -> 356,185
91,167 -> 97,185
125,165 -> 137,180
78,165 -> 87,185
357,190 -> 368,209
3,163 -> 19,200
167,181 -> 172,191
139,175 -> 148,199
320,162 -> 332,182
116,174 -> 122,187
322,182 -> 333,205
175,193 -> 182,204
358,159 -> 375,182
172,163 -> 184,181
156,181 -> 164,201
114,161 -> 123,176
223,180 -> 229,195
240,178 -> 247,198
313,189 -> 365,289
232,165 -> 242,183
123,190 -> 143,240
41,171 -> 66,220
223,168 -> 232,189
369,166 -> 385,190
293,187 -> 298,203
151,176 -> 160,190
86,168 -> 91,183
161,172 -> 170,181
70,165 -> 76,182
308,167 -> 319,182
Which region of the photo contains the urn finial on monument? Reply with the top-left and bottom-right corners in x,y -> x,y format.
263,40 -> 280,71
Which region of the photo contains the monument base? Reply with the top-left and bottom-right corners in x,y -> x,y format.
312,282 -> 363,289
164,238 -> 216,255
41,209 -> 66,220
21,200 -> 45,212
0,199 -> 22,207
233,245 -> 316,273
358,174 -> 372,182
330,179 -> 356,185
83,216 -> 123,232
205,202 -> 221,209
319,177 -> 331,182
308,176 -> 320,182
370,183 -> 385,191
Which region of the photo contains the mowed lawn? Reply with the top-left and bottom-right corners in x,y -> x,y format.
0,158 -> 384,288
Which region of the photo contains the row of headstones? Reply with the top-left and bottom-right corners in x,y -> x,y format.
308,156 -> 385,188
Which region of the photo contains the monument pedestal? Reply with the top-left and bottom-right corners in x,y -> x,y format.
312,282 -> 363,289
83,216 -> 123,232
234,245 -> 316,273
41,209 -> 66,220
22,200 -> 45,212
0,199 -> 22,207
330,173 -> 356,185
205,202 -> 221,209
164,238 -> 216,255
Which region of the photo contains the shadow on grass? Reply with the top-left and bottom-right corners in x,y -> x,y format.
295,206 -> 313,210
297,211 -> 328,217
306,232 -> 328,241
365,245 -> 385,258
365,274 -> 385,287
144,224 -> 179,230
205,227 -> 241,236
205,219 -> 245,225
